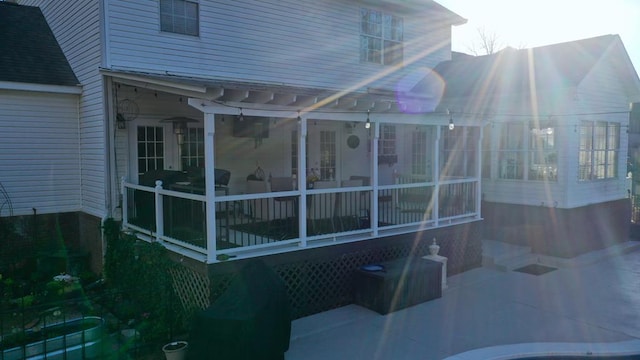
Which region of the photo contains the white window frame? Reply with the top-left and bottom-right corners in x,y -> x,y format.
579,120 -> 619,181
160,0 -> 199,36
528,125 -> 557,181
181,127 -> 204,169
441,126 -> 478,178
498,122 -> 526,180
360,8 -> 403,65
319,130 -> 336,181
136,125 -> 165,177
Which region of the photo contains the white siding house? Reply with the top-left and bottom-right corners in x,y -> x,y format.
12,0 -> 640,317
0,89 -> 81,215
19,0 -> 108,219
0,3 -> 82,218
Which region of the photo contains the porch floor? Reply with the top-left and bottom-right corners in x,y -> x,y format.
285,239 -> 640,359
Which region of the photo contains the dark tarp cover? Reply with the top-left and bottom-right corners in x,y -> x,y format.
187,260 -> 291,360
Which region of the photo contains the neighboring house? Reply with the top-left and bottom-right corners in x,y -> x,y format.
0,3 -> 85,264
12,0 -> 639,317
433,35 -> 640,257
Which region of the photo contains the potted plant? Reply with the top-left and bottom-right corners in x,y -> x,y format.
162,341 -> 188,360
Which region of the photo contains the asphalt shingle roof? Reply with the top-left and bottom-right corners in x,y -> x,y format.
0,2 -> 78,86
429,35 -> 618,99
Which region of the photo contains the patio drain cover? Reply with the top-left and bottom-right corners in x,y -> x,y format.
513,263 -> 557,275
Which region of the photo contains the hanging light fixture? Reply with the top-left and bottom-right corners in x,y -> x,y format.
238,108 -> 244,122
365,110 -> 371,129
161,116 -> 198,145
447,109 -> 455,130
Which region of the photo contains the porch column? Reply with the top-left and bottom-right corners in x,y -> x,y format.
477,123 -> 485,219
371,120 -> 380,236
298,116 -> 308,246
434,126 -> 441,224
204,112 -> 218,262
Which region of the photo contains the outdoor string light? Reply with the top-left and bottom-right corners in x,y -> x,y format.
365,110 -> 371,129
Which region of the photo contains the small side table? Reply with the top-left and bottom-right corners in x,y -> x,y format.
422,254 -> 448,290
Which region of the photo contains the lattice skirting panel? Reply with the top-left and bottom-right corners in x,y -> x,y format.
169,265 -> 211,312
206,221 -> 482,320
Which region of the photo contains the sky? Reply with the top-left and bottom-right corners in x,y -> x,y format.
436,0 -> 640,74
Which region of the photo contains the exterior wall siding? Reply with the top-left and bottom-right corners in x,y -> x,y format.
0,90 -> 81,216
105,0 -> 452,91
565,52 -> 632,208
22,0 -> 109,218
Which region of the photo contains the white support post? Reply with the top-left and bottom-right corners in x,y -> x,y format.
154,180 -> 164,240
371,120 -> 380,236
121,177 -> 127,225
298,117 -> 308,246
477,124 -> 485,219
204,112 -> 218,262
434,126 -> 441,225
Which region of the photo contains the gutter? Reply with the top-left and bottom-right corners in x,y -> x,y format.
0,81 -> 82,94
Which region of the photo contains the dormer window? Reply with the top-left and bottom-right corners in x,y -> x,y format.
160,0 -> 199,36
360,8 -> 403,65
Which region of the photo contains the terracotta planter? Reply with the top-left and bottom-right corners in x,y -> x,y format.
162,341 -> 188,360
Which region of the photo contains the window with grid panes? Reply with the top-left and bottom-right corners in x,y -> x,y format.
360,8 -> 403,65
181,127 -> 204,169
498,122 -> 525,179
411,127 -> 434,180
579,121 -> 619,181
528,125 -> 557,181
440,126 -> 478,178
319,131 -> 336,180
160,0 -> 199,36
137,126 -> 164,176
379,125 -> 396,155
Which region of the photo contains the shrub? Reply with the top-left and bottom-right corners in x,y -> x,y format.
103,219 -> 182,342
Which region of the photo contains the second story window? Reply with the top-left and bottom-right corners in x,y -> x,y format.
360,9 -> 403,65
160,0 -> 199,36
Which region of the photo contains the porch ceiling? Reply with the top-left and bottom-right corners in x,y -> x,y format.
101,68 -> 441,114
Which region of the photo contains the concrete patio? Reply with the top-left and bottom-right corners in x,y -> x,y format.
285,239 -> 640,359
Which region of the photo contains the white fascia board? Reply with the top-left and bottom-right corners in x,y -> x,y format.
187,98 -> 479,127
100,69 -> 207,94
0,81 -> 82,94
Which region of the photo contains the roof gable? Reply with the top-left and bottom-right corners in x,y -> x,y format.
431,35 -> 620,99
0,2 -> 78,86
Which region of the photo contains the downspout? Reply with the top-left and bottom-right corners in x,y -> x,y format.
104,76 -> 116,219
102,0 -> 115,219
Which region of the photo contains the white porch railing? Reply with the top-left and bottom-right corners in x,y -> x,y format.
121,177 -> 479,263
